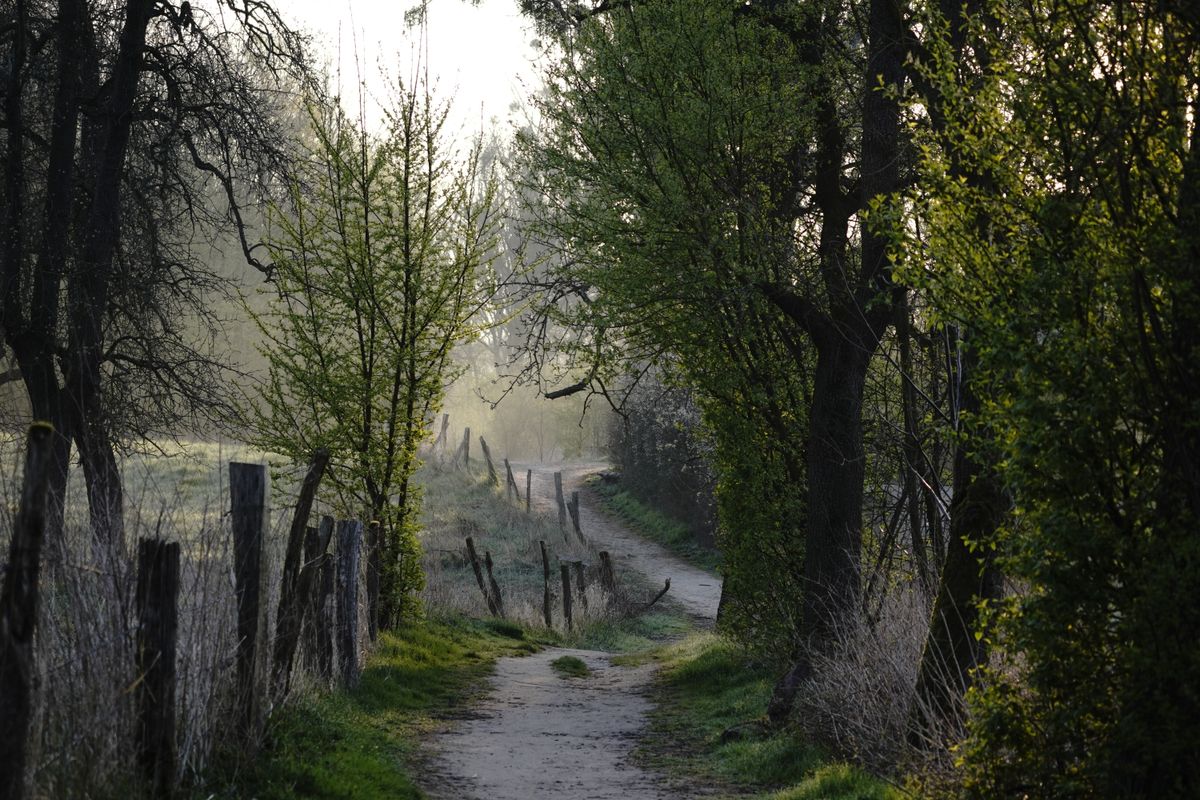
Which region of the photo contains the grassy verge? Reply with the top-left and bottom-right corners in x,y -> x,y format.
589,480 -> 721,572
199,616 -> 541,799
631,633 -> 902,800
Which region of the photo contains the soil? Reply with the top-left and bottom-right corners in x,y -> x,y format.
420,464 -> 722,800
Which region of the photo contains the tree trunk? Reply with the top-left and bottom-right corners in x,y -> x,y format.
64,0 -> 155,552
909,347 -> 1006,744
802,336 -> 872,644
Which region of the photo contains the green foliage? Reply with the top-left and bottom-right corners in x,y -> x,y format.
200,618 -> 533,798
899,2 -> 1200,795
249,83 -> 501,626
639,633 -> 899,799
522,0 -> 817,658
550,655 -> 591,678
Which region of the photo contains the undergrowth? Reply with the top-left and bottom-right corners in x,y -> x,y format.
631,633 -> 902,800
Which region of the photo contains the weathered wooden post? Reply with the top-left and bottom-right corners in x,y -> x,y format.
599,551 -> 616,597
479,436 -> 499,486
136,538 -> 181,798
0,423 -> 54,800
568,491 -> 585,544
365,520 -> 382,641
572,560 -> 589,613
435,413 -> 450,454
229,461 -> 269,737
539,540 -> 552,627
315,550 -> 335,680
272,449 -> 329,700
336,520 -> 363,687
554,472 -> 568,540
461,427 -> 471,467
303,516 -> 335,679
525,470 -> 532,513
465,537 -> 499,617
504,458 -> 519,502
560,563 -> 574,632
484,551 -> 506,618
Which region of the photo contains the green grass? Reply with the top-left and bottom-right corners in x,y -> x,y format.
636,633 -> 902,800
199,616 -> 543,799
550,655 -> 591,678
590,480 -> 722,572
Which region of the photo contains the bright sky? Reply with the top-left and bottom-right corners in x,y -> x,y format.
281,0 -> 543,138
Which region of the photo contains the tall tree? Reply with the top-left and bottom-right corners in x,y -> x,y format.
250,83 -> 501,627
900,0 -> 1200,793
0,0 -> 309,549
519,0 -> 911,714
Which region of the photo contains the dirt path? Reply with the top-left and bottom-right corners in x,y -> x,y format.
422,465 -> 721,800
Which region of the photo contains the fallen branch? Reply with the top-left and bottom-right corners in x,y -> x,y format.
643,578 -> 670,611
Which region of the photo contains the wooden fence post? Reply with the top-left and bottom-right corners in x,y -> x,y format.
465,537 -> 499,617
136,538 -> 181,798
484,551 -> 506,618
554,472 -> 568,540
539,540 -> 552,627
272,450 -> 329,700
316,550 -> 335,680
568,491 -> 585,544
366,521 -> 382,641
336,520 -> 363,687
599,551 -> 616,597
435,413 -> 449,455
303,516 -> 335,679
572,560 -> 588,613
504,458 -> 519,502
461,427 -> 471,467
560,563 -> 574,632
479,436 -> 499,486
525,470 -> 532,513
229,462 -> 269,738
0,423 -> 54,800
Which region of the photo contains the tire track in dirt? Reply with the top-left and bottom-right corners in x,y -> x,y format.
421,464 -> 721,800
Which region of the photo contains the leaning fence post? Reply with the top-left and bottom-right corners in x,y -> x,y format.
560,563 -> 574,632
568,491 -> 585,544
0,423 -> 54,800
230,461 -> 269,738
554,472 -> 568,540
540,540 -> 552,627
136,538 -> 181,798
504,458 -> 519,502
525,470 -> 532,513
272,449 -> 329,700
484,551 -> 506,618
336,520 -> 363,687
466,536 -> 499,617
435,413 -> 450,455
479,436 -> 499,486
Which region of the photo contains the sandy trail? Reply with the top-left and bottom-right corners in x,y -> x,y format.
422,464 -> 721,800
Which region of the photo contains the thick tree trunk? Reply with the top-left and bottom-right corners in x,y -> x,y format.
63,0 -> 154,551
802,337 -> 872,641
